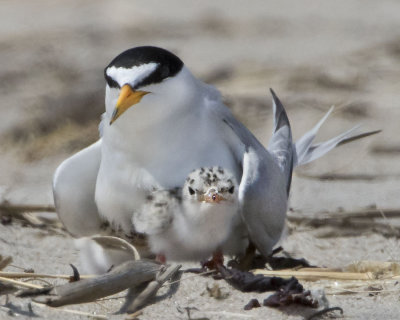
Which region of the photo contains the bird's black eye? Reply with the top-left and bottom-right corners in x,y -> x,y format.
228,186 -> 235,194
188,187 -> 195,195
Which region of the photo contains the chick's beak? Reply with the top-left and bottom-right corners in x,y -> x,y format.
203,188 -> 225,203
109,84 -> 150,125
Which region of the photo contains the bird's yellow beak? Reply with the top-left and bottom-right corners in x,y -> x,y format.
109,84 -> 150,125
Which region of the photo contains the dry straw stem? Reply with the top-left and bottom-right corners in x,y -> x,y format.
254,261 -> 400,281
0,276 -> 44,289
31,301 -> 108,320
324,279 -> 400,295
287,208 -> 400,226
253,269 -> 375,281
0,272 -> 94,280
0,202 -> 55,213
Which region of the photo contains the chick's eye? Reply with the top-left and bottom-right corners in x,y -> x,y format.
188,187 -> 195,195
228,186 -> 235,194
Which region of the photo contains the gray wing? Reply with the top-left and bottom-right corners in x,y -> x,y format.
53,140 -> 103,237
211,92 -> 288,257
237,146 -> 287,256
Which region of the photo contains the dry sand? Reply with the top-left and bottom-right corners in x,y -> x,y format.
1,0 -> 400,319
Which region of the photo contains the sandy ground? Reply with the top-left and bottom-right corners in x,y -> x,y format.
1,0 -> 400,319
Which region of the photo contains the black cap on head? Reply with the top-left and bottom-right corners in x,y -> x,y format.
104,46 -> 184,89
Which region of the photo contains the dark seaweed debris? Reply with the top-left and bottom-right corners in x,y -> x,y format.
263,279 -> 318,308
244,298 -> 261,310
217,265 -> 303,293
216,265 -> 318,310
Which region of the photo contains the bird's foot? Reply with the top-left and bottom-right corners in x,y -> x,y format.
227,242 -> 257,271
156,254 -> 167,264
201,250 -> 224,271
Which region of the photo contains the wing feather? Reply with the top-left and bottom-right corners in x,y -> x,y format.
53,140 -> 103,237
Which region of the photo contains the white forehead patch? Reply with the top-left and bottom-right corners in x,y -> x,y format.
106,62 -> 158,88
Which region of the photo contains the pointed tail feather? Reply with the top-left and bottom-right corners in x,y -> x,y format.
294,106 -> 334,165
295,125 -> 358,165
267,89 -> 293,194
266,90 -> 380,192
294,110 -> 380,167
336,129 -> 381,147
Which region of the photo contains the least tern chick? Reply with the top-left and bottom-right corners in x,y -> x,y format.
133,167 -> 239,262
133,188 -> 181,262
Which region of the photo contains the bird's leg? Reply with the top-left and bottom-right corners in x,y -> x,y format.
156,253 -> 167,265
201,249 -> 224,270
236,241 -> 256,271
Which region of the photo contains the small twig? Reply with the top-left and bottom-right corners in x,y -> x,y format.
125,264 -> 182,313
125,310 -> 143,319
0,255 -> 12,271
307,306 -> 344,320
201,310 -> 256,318
32,260 -> 161,307
166,269 -> 216,286
91,236 -> 141,260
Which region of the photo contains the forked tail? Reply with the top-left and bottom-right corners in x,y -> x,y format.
267,89 -> 380,193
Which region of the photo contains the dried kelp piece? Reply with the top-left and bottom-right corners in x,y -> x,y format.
267,256 -> 314,270
244,298 -> 261,310
263,279 -> 318,308
217,265 -> 303,293
228,245 -> 314,271
217,266 -> 318,310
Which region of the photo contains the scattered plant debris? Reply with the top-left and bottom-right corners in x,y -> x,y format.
0,215 -> 12,225
68,264 -> 80,282
0,256 -> 13,271
217,264 -> 303,293
307,306 -> 344,320
24,268 -> 35,274
263,280 -> 318,308
205,283 -> 229,300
